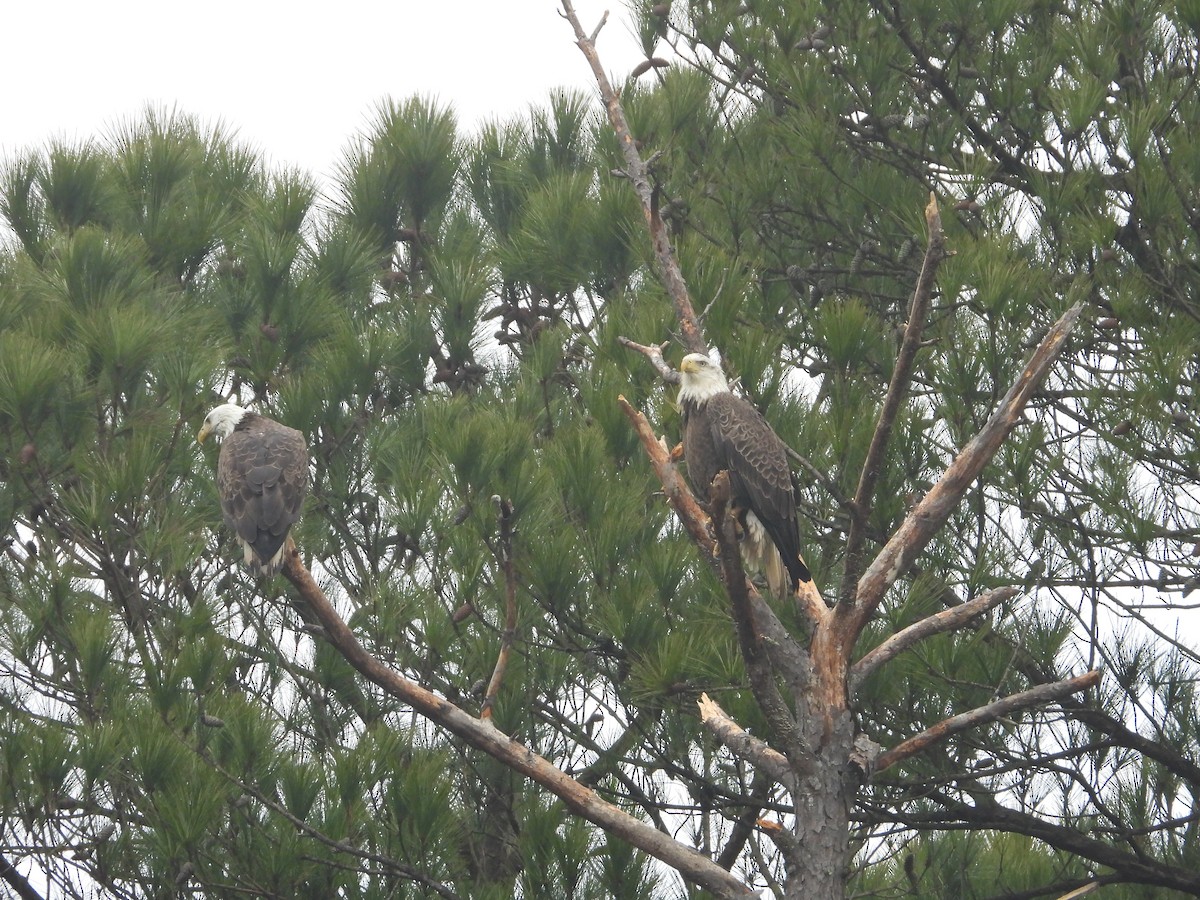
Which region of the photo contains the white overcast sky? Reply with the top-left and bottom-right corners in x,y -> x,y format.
3,0 -> 651,184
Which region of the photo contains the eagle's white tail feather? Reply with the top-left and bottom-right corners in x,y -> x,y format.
239,538 -> 289,577
743,511 -> 788,599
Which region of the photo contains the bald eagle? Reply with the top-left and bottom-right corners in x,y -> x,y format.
197,404 -> 308,576
678,353 -> 810,597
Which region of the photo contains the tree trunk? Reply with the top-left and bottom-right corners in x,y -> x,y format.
786,708 -> 856,899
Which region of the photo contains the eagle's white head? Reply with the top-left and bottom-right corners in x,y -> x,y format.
197,403 -> 248,444
678,352 -> 730,404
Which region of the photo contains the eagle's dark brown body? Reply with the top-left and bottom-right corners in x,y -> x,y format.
215,412 -> 308,576
679,354 -> 810,595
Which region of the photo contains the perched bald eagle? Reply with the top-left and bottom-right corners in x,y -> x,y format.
678,353 -> 810,597
197,404 -> 308,576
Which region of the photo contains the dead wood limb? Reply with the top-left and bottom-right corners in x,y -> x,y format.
873,669 -> 1101,773
840,194 -> 947,607
795,577 -> 831,628
481,497 -> 518,722
280,549 -> 755,898
618,394 -> 711,549
619,337 -> 679,384
715,774 -> 772,870
845,302 -> 1084,642
561,0 -> 706,355
698,692 -> 792,784
0,854 -> 44,900
848,586 -> 1019,694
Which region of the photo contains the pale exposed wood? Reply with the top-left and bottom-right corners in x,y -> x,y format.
698,693 -> 792,784
845,302 -> 1084,641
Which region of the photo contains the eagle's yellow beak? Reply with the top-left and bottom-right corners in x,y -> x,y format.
680,358 -> 698,374
197,423 -> 212,444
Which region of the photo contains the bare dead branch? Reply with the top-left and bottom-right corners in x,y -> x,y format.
715,774 -> 771,871
481,497 -> 518,722
796,575 -> 831,627
874,669 -> 1101,772
618,394 -> 711,549
280,549 -> 754,897
846,302 -> 1084,640
848,586 -> 1019,694
561,0 -> 707,355
0,854 -> 45,900
840,194 -> 947,606
618,336 -> 679,384
1057,882 -> 1102,899
698,693 -> 792,784
587,8 -> 608,43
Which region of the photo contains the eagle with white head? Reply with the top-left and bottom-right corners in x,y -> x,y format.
197,403 -> 308,576
678,353 -> 810,597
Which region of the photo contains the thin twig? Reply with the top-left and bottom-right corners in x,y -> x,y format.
785,444 -> 851,512
874,669 -> 1101,772
0,854 -> 45,900
618,336 -> 679,383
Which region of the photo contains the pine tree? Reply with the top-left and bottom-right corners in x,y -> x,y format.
0,0 -> 1198,896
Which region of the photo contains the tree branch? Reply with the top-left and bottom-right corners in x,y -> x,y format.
846,302 -> 1084,639
848,586 -> 1019,694
698,693 -> 793,784
280,549 -> 754,898
715,774 -> 771,871
617,394 -> 711,549
0,853 -> 45,900
561,0 -> 707,355
840,193 -> 947,606
912,786 -> 1200,894
618,337 -> 679,384
874,669 -> 1101,772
